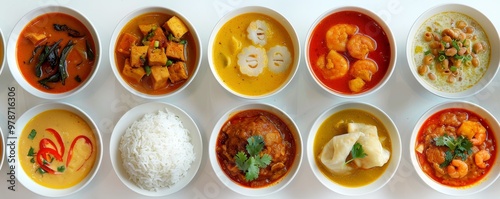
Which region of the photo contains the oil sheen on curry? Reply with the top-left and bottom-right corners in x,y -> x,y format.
415,108 -> 496,187
19,109 -> 97,189
16,12 -> 96,93
308,11 -> 391,94
215,109 -> 297,188
314,109 -> 391,187
114,12 -> 197,95
212,13 -> 295,97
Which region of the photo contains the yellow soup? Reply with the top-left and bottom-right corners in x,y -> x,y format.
212,13 -> 294,96
19,109 -> 97,189
313,109 -> 391,187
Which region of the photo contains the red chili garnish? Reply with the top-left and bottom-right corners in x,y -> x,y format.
66,135 -> 93,171
36,147 -> 63,174
45,128 -> 65,158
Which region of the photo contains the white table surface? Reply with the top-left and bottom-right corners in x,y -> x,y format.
1,0 -> 500,198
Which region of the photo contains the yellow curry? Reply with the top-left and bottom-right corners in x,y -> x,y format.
212,13 -> 294,96
19,109 -> 97,189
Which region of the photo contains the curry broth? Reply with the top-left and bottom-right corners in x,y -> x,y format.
212,13 -> 294,96
19,109 -> 97,189
16,13 -> 96,93
114,13 -> 197,95
313,109 -> 391,187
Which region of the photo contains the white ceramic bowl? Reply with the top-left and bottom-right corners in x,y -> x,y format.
208,6 -> 300,99
305,6 -> 397,98
109,101 -> 202,196
0,28 -> 5,76
7,5 -> 101,99
15,102 -> 103,197
406,4 -> 500,98
307,102 -> 401,195
109,6 -> 202,99
209,103 -> 302,196
0,127 -> 4,171
410,101 -> 500,195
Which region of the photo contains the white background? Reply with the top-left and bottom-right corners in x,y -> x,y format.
1,0 -> 500,198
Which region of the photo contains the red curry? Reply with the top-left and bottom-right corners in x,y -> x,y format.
308,11 -> 391,94
415,108 -> 496,187
215,109 -> 297,188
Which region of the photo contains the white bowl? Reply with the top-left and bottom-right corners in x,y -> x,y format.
208,6 -> 300,99
0,127 -> 4,171
109,101 -> 202,196
410,101 -> 500,195
307,102 -> 401,195
0,28 -> 5,76
7,5 -> 101,99
15,102 -> 103,197
209,103 -> 302,196
406,3 -> 500,98
305,6 -> 397,98
109,6 -> 202,99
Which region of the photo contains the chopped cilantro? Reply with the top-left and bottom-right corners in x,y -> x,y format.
234,135 -> 272,181
434,135 -> 473,167
28,129 -> 37,140
345,142 -> 368,164
27,147 -> 36,157
57,166 -> 66,173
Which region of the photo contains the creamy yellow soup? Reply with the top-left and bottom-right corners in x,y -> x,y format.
19,109 -> 97,189
313,109 -> 391,187
212,13 -> 294,96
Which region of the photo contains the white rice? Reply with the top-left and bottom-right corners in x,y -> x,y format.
119,108 -> 195,191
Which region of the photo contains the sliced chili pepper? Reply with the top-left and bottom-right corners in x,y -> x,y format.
45,128 -> 65,158
36,148 -> 63,174
39,138 -> 58,160
66,135 -> 93,171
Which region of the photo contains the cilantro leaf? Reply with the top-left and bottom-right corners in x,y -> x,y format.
434,135 -> 473,167
345,142 -> 367,164
233,135 -> 272,181
246,136 -> 265,156
57,166 -> 66,173
28,129 -> 37,140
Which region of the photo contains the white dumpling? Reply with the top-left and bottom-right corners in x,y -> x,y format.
320,131 -> 363,175
347,123 -> 390,169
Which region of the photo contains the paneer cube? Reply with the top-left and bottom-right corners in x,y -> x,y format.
25,32 -> 47,45
165,41 -> 186,61
139,23 -> 159,36
163,16 -> 188,38
150,65 -> 170,90
348,77 -> 366,93
168,61 -> 188,83
130,45 -> 149,67
122,58 -> 145,83
150,28 -> 168,46
116,33 -> 139,55
148,48 -> 167,66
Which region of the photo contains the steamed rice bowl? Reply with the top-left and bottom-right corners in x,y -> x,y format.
119,108 -> 195,191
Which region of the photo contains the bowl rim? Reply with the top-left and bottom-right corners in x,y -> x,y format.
304,6 -> 398,98
6,5 -> 102,100
207,5 -> 301,100
405,3 -> 500,99
307,101 -> 402,195
109,101 -> 203,197
208,102 -> 303,196
409,100 -> 500,195
0,28 -> 5,77
108,6 -> 202,99
14,102 -> 103,197
0,126 -> 4,171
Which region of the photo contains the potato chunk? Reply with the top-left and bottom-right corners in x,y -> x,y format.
25,32 -> 47,46
348,77 -> 366,93
150,65 -> 170,90
165,41 -> 185,61
148,48 -> 167,66
168,62 -> 188,83
116,33 -> 139,55
139,23 -> 159,36
163,16 -> 188,38
122,58 -> 145,83
130,45 -> 149,68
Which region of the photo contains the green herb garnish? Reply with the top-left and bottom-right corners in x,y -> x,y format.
234,135 -> 272,181
434,135 -> 473,167
57,166 -> 66,173
345,142 -> 367,164
28,147 -> 36,157
28,129 -> 37,140
145,65 -> 152,76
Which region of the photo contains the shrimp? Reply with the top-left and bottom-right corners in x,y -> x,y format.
347,34 -> 377,60
325,24 -> 358,52
447,159 -> 468,178
316,50 -> 349,80
474,150 -> 491,169
457,120 -> 486,145
350,59 -> 378,82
